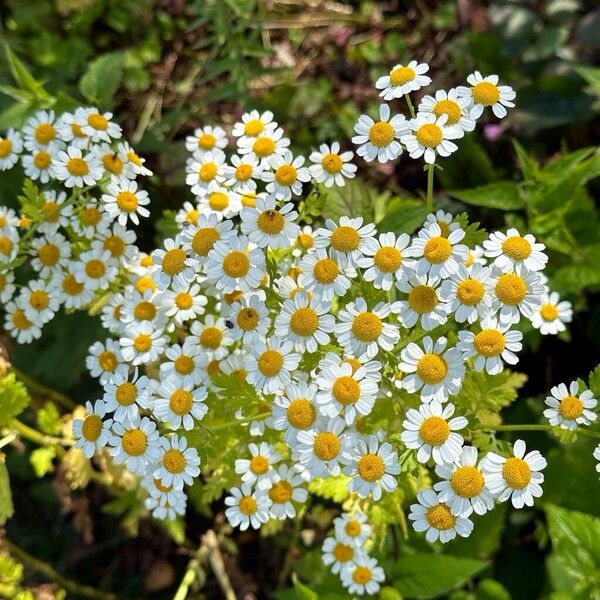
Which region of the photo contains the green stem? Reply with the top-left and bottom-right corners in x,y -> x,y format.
172,544 -> 208,600
11,366 -> 75,409
426,164 -> 435,213
11,419 -> 72,451
404,93 -> 416,118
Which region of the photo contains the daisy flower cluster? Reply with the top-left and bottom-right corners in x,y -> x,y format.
354,61 -> 516,164
0,108 -> 152,343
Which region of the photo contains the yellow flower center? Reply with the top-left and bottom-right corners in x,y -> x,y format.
345,520 -> 361,537
352,312 -> 382,342
249,455 -> 269,475
122,428 -> 148,457
239,495 -> 258,515
35,123 -> 56,144
169,390 -> 193,415
322,153 -> 343,174
424,236 -> 452,263
0,139 -> 12,157
374,246 -> 402,272
67,157 -> 89,177
208,361 -> 221,378
133,334 -> 152,353
313,431 -> 340,461
286,399 -> 316,429
433,99 -> 462,125
502,457 -> 531,489
426,503 -> 456,530
175,292 -> 193,309
223,251 -> 250,278
62,275 -> 84,296
102,153 -> 123,174
199,162 -> 217,183
197,133 -> 216,150
208,191 -> 228,211
352,566 -> 373,585
116,382 -> 138,406
333,543 -> 354,563
82,414 -> 102,442
240,191 -> 256,207
451,466 -> 484,498
98,351 -> 117,372
244,119 -> 264,136
87,113 -> 108,130
38,243 -> 59,266
85,259 -> 106,279
333,375 -> 361,405
185,209 -> 199,224
154,478 -> 173,494
275,164 -> 297,186
135,275 -> 157,294
253,136 -> 275,157
12,309 -> 32,330
72,123 -> 86,138
457,279 -> 485,305
419,416 -> 450,446
389,65 -> 415,86
192,227 -> 220,256
236,307 -> 259,331
472,81 -> 500,106
174,355 -> 195,375
502,236 -> 532,261
438,221 -> 450,238
162,248 -> 186,277
298,233 -> 313,249
224,290 -> 244,304
235,163 -> 253,181
134,301 -> 157,321
34,151 -> 51,169
29,290 -> 49,310
200,326 -> 222,349
163,449 -> 186,474
408,284 -> 438,313
269,481 -> 292,503
257,209 -> 285,234
127,150 -> 143,166
495,273 -> 527,305
258,349 -> 284,377
41,200 -> 59,222
540,304 -> 558,321
0,236 -> 13,256
103,235 -> 126,257
313,258 -> 339,284
416,123 -> 443,148
116,191 -> 139,213
357,453 -> 385,482
290,307 -> 319,337
558,395 -> 584,420
81,206 -> 102,226
473,329 -> 505,357
369,121 -> 395,147
417,353 -> 448,384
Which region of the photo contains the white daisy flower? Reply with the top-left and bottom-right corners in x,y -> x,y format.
223,153 -> 262,191
80,107 -> 122,142
152,380 -> 208,430
198,187 -> 242,218
315,217 -> 377,268
0,227 -> 18,265
531,292 -> 572,335
175,201 -> 200,227
146,487 -> 187,521
160,281 -> 207,325
117,141 -> 153,177
102,369 -> 151,421
153,435 -> 201,490
185,124 -> 228,153
309,142 -> 356,187
235,442 -> 281,490
227,294 -> 271,346
92,223 -> 138,265
481,439 -> 546,509
180,212 -> 236,264
108,415 -> 160,475
238,127 -> 290,168
401,401 -> 468,465
375,60 -> 431,100
298,249 -> 352,302
594,444 -> 600,476
491,265 -> 545,325
543,381 -> 597,430
0,129 -> 23,170
120,322 -> 168,366
401,112 -> 461,164
271,381 -> 320,444
418,88 -> 476,136
186,149 -> 226,196
72,203 -> 112,238
240,195 -> 300,248
72,400 -> 113,458
333,512 -> 372,547
151,237 -> 198,290
483,228 -> 547,272
275,290 -> 335,353
120,289 -> 164,328
441,263 -> 493,324
399,336 -> 465,403
267,464 -> 308,520
188,315 -> 234,361
205,235 -> 266,293
0,270 -> 16,304
102,178 -> 150,226
356,232 -> 412,290
295,417 -> 355,479
410,222 -> 468,278
408,489 -> 474,543
37,190 -> 74,234
457,316 -> 522,375
434,446 -> 494,517
55,109 -> 90,148
246,337 -> 301,394
100,292 -> 126,335
342,434 -> 400,500
321,536 -> 364,575
159,343 -> 207,387
86,339 -> 128,384
457,72 -> 516,119
224,484 -> 271,531
22,110 -> 58,150
4,302 -> 42,344
73,249 -> 118,291
20,280 -> 60,324
53,146 -> 103,188
340,556 -> 385,596
91,143 -> 128,179
0,207 -> 19,229
30,232 -> 71,277
232,110 -> 277,138
424,210 -> 460,238
319,352 -> 383,381
315,360 -> 379,424
262,150 -> 311,200
352,103 -> 409,163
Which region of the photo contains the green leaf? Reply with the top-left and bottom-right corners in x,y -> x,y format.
292,574 -> 319,600
2,42 -> 51,102
0,462 -> 14,526
160,517 -> 186,544
589,364 -> 600,399
575,65 -> 600,98
37,402 -> 61,436
450,182 -> 524,210
393,554 -> 488,599
513,140 -> 539,181
308,476 -> 350,503
30,447 -> 56,478
319,179 -> 376,222
79,52 -> 124,108
377,198 -> 429,235
0,373 -> 31,427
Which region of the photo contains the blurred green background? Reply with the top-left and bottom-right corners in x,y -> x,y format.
1,1 -> 600,598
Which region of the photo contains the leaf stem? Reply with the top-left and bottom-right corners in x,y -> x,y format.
10,418 -> 72,451
404,93 -> 416,118
426,164 -> 435,213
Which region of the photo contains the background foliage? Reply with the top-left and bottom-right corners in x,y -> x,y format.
0,1 -> 599,598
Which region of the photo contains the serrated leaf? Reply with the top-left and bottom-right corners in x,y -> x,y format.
450,182 -> 524,210
37,402 -> 61,436
0,461 -> 14,526
588,364 -> 600,398
79,52 -> 124,108
0,373 -> 31,427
